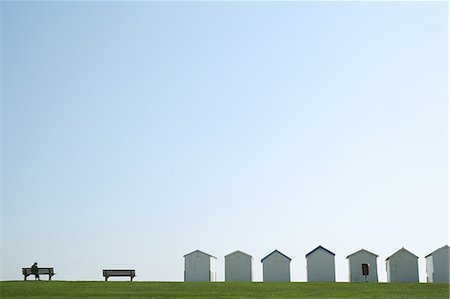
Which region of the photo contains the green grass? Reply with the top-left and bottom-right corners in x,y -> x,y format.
0,281 -> 449,298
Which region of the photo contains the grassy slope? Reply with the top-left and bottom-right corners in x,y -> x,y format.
0,281 -> 449,299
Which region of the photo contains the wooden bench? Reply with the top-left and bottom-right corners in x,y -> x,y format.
103,269 -> 136,281
22,268 -> 55,281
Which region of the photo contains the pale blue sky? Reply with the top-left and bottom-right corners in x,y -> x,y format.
1,1 -> 448,282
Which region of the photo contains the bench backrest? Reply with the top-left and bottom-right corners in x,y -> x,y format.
22,268 -> 54,275
103,270 -> 135,276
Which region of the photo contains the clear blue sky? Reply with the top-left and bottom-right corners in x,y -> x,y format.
1,1 -> 448,282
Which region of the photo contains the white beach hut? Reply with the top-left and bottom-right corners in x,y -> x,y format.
261,249 -> 291,282
425,245 -> 449,283
224,250 -> 253,282
386,247 -> 419,282
184,250 -> 217,282
305,245 -> 336,282
346,248 -> 379,282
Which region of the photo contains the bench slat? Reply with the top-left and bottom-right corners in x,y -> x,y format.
105,271 -> 134,275
23,268 -> 54,274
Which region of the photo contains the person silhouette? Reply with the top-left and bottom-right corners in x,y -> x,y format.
31,262 -> 40,281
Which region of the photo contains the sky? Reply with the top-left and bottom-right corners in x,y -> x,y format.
1,1 -> 448,282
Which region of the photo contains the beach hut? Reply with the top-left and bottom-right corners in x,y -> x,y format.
425,245 -> 449,283
346,248 -> 379,282
386,247 -> 419,282
225,250 -> 253,282
305,245 -> 336,282
184,250 -> 217,282
261,249 -> 291,282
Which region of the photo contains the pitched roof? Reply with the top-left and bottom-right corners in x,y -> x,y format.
425,245 -> 449,258
183,250 -> 217,259
346,248 -> 379,259
385,247 -> 418,261
305,245 -> 335,257
261,249 -> 291,263
224,250 -> 253,258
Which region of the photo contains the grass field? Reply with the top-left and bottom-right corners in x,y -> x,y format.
0,281 -> 449,298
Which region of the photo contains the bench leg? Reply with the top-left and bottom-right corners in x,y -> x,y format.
24,275 -> 27,281
105,276 -> 108,282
